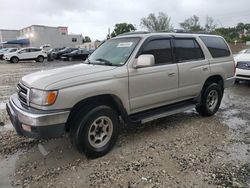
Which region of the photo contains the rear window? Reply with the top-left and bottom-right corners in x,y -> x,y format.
199,36 -> 230,58
174,38 -> 204,62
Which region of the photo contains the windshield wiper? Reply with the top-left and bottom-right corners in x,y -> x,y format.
94,58 -> 113,66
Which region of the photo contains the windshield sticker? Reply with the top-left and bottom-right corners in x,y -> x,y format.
117,42 -> 133,48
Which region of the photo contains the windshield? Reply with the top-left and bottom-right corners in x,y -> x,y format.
88,37 -> 140,66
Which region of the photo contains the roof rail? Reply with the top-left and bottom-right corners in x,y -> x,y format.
174,29 -> 212,34
118,31 -> 151,36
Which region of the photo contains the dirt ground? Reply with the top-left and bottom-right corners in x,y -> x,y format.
0,60 -> 249,188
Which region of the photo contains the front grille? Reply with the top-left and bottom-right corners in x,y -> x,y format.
17,83 -> 29,106
236,74 -> 250,78
236,61 -> 250,70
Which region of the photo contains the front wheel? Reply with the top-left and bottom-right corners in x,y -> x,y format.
70,105 -> 120,158
11,57 -> 19,63
196,83 -> 223,116
37,56 -> 44,63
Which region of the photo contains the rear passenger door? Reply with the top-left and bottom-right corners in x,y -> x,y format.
173,38 -> 210,100
29,48 -> 41,59
129,38 -> 179,113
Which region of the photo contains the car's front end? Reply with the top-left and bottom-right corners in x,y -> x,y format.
235,61 -> 250,81
6,82 -> 70,139
3,52 -> 13,61
234,52 -> 250,81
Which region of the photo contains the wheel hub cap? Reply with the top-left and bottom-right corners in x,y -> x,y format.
88,116 -> 113,148
206,90 -> 218,110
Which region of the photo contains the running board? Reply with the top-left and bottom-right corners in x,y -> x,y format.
129,101 -> 197,124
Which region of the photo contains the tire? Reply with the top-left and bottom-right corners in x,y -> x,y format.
70,105 -> 120,158
11,56 -> 19,63
37,56 -> 44,63
69,57 -> 73,61
196,83 -> 223,117
235,79 -> 240,84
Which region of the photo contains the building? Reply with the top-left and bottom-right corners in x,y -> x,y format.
0,25 -> 83,48
77,41 -> 102,50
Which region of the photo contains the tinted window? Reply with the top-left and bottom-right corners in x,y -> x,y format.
174,39 -> 204,62
141,39 -> 172,64
29,48 -> 41,52
199,36 -> 230,58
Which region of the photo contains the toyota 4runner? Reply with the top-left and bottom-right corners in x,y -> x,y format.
6,32 -> 235,158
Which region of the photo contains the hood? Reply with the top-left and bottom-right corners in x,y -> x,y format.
21,63 -> 117,90
4,52 -> 17,56
234,53 -> 250,61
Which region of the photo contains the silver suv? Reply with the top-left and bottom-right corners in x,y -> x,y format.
6,32 -> 235,158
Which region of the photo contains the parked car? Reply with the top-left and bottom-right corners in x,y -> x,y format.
3,47 -> 47,63
234,48 -> 250,83
0,48 -> 18,60
6,33 -> 235,158
52,47 -> 78,59
61,49 -> 90,61
47,47 -> 65,61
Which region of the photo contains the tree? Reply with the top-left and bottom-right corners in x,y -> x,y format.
205,16 -> 217,33
83,36 -> 91,43
180,15 -> 204,32
111,23 -> 136,38
140,12 -> 173,32
236,22 -> 246,34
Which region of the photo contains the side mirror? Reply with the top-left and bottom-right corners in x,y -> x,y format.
134,54 -> 155,68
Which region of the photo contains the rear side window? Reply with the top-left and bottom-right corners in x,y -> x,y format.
199,36 -> 230,58
174,38 -> 204,62
141,39 -> 172,64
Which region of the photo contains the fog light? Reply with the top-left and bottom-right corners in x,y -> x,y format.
22,124 -> 31,132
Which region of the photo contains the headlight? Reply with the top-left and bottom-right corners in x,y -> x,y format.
30,89 -> 58,106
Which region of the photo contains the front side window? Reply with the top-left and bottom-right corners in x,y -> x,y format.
174,38 -> 204,62
19,49 -> 29,53
199,36 -> 230,58
140,39 -> 172,64
88,37 -> 140,66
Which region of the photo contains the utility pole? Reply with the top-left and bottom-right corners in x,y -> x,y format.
0,31 -> 3,48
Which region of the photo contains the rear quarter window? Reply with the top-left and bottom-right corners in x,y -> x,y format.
199,36 -> 230,58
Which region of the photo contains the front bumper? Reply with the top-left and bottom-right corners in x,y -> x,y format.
235,68 -> 250,81
6,94 -> 70,139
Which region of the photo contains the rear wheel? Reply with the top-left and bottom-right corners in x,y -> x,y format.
196,83 -> 223,116
70,105 -> 120,158
11,57 -> 19,63
37,56 -> 44,63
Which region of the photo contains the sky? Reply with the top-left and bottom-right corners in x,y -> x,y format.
0,0 -> 250,40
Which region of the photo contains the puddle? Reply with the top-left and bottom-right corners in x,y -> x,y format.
0,102 -> 6,110
0,153 -> 20,188
0,123 -> 14,132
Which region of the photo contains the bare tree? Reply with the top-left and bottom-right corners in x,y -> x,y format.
205,16 -> 217,32
140,12 -> 173,32
180,15 -> 203,32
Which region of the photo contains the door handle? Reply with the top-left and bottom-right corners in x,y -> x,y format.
168,72 -> 175,77
202,67 -> 209,71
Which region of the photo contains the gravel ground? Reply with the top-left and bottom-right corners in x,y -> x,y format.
0,60 -> 249,188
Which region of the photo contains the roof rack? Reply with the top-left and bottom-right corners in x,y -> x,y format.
118,31 -> 151,36
174,29 -> 212,34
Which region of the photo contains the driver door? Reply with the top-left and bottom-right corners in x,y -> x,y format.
128,38 -> 179,113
